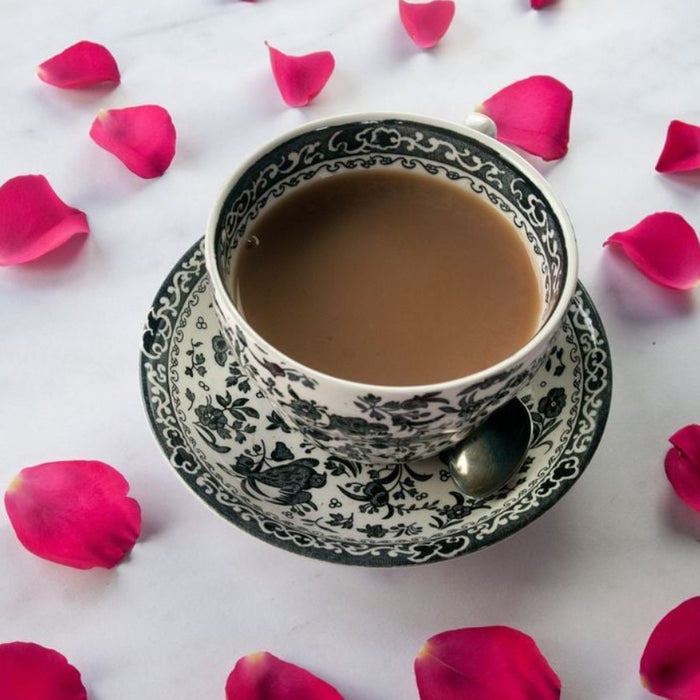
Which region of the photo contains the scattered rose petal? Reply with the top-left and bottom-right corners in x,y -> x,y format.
655,120 -> 700,174
477,75 -> 573,160
415,626 -> 561,700
4,460 -> 141,569
640,596 -> 700,699
225,651 -> 345,700
37,40 -> 120,89
0,641 -> 87,700
531,0 -> 557,8
399,0 -> 456,49
603,212 -> 700,290
665,425 -> 700,513
89,105 -> 176,178
266,43 -> 335,107
0,175 -> 89,266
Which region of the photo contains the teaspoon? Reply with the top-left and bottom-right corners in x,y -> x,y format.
447,397 -> 532,499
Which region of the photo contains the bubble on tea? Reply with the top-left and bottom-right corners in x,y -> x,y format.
245,234 -> 260,249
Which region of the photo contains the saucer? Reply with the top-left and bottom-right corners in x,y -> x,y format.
140,240 -> 612,567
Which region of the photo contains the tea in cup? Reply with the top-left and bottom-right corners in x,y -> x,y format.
205,113 -> 578,464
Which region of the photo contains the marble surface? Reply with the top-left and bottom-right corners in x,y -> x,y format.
1,1 -> 699,698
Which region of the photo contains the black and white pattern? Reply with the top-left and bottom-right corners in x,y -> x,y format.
215,119 -> 567,306
141,240 -> 612,567
208,117 -> 574,464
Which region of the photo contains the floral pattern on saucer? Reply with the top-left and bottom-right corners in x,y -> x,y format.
141,240 -> 612,566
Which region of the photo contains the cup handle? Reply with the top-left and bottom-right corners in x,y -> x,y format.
464,112 -> 497,139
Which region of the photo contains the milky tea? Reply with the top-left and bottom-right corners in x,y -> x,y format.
232,169 -> 542,386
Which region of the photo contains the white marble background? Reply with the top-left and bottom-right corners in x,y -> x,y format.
1,1 -> 699,698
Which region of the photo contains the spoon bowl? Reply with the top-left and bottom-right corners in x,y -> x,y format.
447,398 -> 532,499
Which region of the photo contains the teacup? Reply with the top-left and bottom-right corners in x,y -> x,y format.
204,113 -> 578,465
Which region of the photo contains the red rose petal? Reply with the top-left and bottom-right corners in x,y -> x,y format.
399,0 -> 456,49
4,460 -> 141,569
0,175 -> 89,266
0,641 -> 87,700
603,212 -> 700,290
665,425 -> 700,513
656,120 -> 700,174
266,43 -> 335,108
531,0 -> 557,8
225,651 -> 345,700
89,105 -> 176,178
478,75 -> 573,160
415,626 -> 561,700
38,40 -> 120,89
640,596 -> 700,699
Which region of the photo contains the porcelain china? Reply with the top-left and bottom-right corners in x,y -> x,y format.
140,240 -> 612,566
204,114 -> 579,464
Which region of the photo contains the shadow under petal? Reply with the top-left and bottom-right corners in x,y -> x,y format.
656,169 -> 700,196
598,248 -> 696,321
8,232 -> 89,275
662,490 -> 700,542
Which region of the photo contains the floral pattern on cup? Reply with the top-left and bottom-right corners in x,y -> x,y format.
206,115 -> 577,464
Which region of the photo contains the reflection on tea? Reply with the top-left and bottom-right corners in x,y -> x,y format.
233,169 -> 541,385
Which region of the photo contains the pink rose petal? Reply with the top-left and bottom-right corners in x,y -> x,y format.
0,175 -> 89,266
656,120 -> 700,174
399,0 -> 456,49
4,460 -> 141,569
0,641 -> 87,700
266,43 -> 335,107
415,626 -> 561,700
225,651 -> 345,700
640,596 -> 700,699
478,75 -> 573,160
89,105 -> 176,178
38,40 -> 120,89
531,0 -> 557,8
603,212 -> 700,290
665,424 -> 700,513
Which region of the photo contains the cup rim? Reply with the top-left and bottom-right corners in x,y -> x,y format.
204,111 -> 579,394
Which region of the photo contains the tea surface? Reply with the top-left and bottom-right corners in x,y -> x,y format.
233,170 -> 541,385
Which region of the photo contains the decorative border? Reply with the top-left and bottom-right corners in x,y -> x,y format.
216,119 -> 566,311
141,240 -> 612,566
